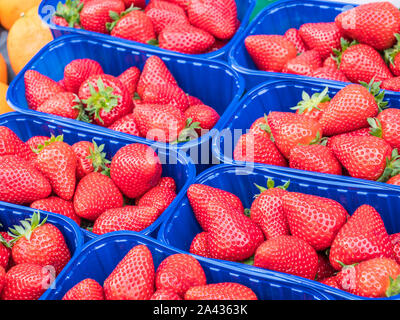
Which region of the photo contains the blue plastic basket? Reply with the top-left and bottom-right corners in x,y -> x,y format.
38,0 -> 256,61
228,0 -> 362,90
0,201 -> 84,300
211,78 -> 400,192
0,112 -> 196,243
157,163 -> 400,300
6,34 -> 244,173
41,231 -> 334,300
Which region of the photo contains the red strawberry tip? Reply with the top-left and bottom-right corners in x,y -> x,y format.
291,87 -> 331,115
106,5 -> 143,32
54,0 -> 83,28
7,211 -> 48,243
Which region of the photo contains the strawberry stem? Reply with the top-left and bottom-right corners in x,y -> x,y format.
291,87 -> 330,115
8,211 -> 47,243
332,38 -> 358,68
86,140 -> 111,175
360,78 -> 388,112
34,134 -> 64,154
174,118 -> 202,144
106,5 -> 141,32
377,149 -> 400,182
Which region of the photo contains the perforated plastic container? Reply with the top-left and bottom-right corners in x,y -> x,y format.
211,78 -> 400,191
38,0 -> 255,61
6,34 -> 244,173
0,201 -> 84,300
0,112 -> 196,242
41,231 -> 333,300
228,0 -> 360,89
157,163 -> 400,300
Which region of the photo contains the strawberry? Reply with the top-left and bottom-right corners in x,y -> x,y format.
233,132 -> 287,167
335,1 -> 400,51
184,283 -> 258,300
299,22 -> 343,60
123,0 -> 146,9
0,126 -> 36,162
108,113 -> 140,136
117,66 -> 141,97
253,235 -> 318,280
282,192 -> 348,251
103,244 -> 155,300
80,0 -> 126,34
72,140 -> 110,180
156,176 -> 176,192
0,235 -> 10,270
390,233 -> 400,264
187,0 -> 237,40
311,67 -> 349,82
79,74 -> 133,127
161,0 -> 190,11
316,252 -> 336,281
73,172 -> 124,221
284,28 -> 307,54
24,70 -> 65,111
158,23 -> 215,54
141,83 -> 189,112
249,115 -> 271,137
290,87 -> 331,121
282,50 -> 322,76
92,206 -> 159,235
267,111 -> 323,159
136,186 -> 176,215
369,108 -> 400,149
329,204 -> 394,270
9,212 -> 71,275
387,174 -> 400,186
110,143 -> 162,199
325,128 -> 372,149
62,278 -> 105,300
0,155 -> 52,205
187,95 -> 203,107
319,276 -> 341,289
34,136 -> 77,201
384,34 -> 400,77
189,232 -> 209,257
184,104 -> 220,134
30,196 -> 81,225
249,179 -> 290,240
25,136 -> 50,153
323,56 -> 338,69
53,0 -> 84,28
337,257 -> 400,298
63,59 -> 104,94
0,266 -> 4,295
245,35 -> 297,72
150,289 -> 182,300
381,76 -> 400,92
52,14 -> 71,28
0,263 -> 52,300
155,254 -> 206,297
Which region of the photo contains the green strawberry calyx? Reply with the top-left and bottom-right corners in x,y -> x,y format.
241,255 -> 254,266
54,0 -> 84,28
33,134 -> 64,154
384,33 -> 400,67
377,149 -> 400,183
72,96 -> 91,123
147,39 -> 159,47
106,5 -> 143,32
8,211 -> 47,243
253,178 -> 290,197
82,77 -> 122,125
386,275 -> 400,297
173,118 -> 202,144
261,113 -> 275,142
360,78 -> 389,112
87,140 -> 111,176
367,117 -> 383,138
0,233 -> 11,249
332,38 -> 358,68
291,87 -> 331,115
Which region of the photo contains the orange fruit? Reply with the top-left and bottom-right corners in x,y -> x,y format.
0,0 -> 42,30
0,82 -> 13,115
0,53 -> 8,84
7,5 -> 53,75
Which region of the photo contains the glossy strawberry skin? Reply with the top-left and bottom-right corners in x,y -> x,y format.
145,2 -> 189,35
282,50 -> 322,76
108,113 -> 140,136
123,0 -> 146,9
37,92 -> 82,120
284,28 -> 307,54
141,83 -> 189,112
311,67 -> 349,82
25,136 -> 50,153
157,176 -> 176,192
150,289 -> 182,300
0,243 -> 10,271
381,77 -> 400,92
136,186 -> 176,216
315,252 -> 336,281
117,67 -> 141,97
0,126 -> 36,162
63,59 -> 104,94
62,278 -> 105,300
184,283 -> 258,300
387,174 -> 400,186
71,141 -> 97,180
189,232 -> 209,257
184,104 -> 220,134
375,108 -> 400,149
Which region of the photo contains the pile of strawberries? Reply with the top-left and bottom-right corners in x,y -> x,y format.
62,245 -> 258,300
233,81 -> 400,186
24,55 -> 220,143
0,125 -> 178,235
186,182 -> 400,299
245,1 -> 400,92
0,212 -> 71,300
53,0 -> 239,55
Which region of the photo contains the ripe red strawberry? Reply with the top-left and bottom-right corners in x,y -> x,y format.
0,235 -> 10,270
323,56 -> 338,69
290,87 -> 331,121
282,50 -> 322,76
289,144 -> 343,176
282,192 -> 348,250
187,95 -> 203,107
189,232 -> 209,257
330,135 -> 395,181
136,186 -> 176,215
233,132 -> 287,167
311,67 -> 349,82
155,254 -> 206,297
9,212 -> 71,275
326,129 -> 371,154
156,176 -> 176,192
79,74 -> 133,127
0,126 -> 36,162
245,35 -> 297,72
384,34 -> 400,76
267,111 -> 323,159
387,174 -> 400,186
249,179 -> 290,240
315,252 -> 336,281
103,244 -> 155,300
136,56 -> 177,98
329,205 -> 394,270
187,0 -> 237,40
184,283 -> 258,300
141,83 -> 189,112
319,276 -> 341,289
117,67 -> 140,97
80,0 -> 126,34
369,108 -> 400,149
25,136 -> 50,153
381,76 -> 400,92
0,265 -> 5,294
63,59 -> 104,94
24,70 -> 65,111
248,116 -> 271,137
158,23 -> 215,54
284,28 -> 307,54
34,136 -> 77,201
337,257 -> 400,298
150,289 -> 182,300
73,172 -> 124,221
253,235 -> 318,280
161,0 -> 191,11
184,104 -> 220,134
62,278 -> 105,300
0,155 -> 52,205
335,1 -> 400,51
30,196 -> 81,225
92,206 -> 159,235
110,143 -> 162,199
0,263 -> 52,300
390,233 -> 400,264
108,113 -> 140,136
123,0 -> 146,9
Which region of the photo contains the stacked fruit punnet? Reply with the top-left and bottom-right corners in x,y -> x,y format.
24,55 -> 220,144
245,1 -> 400,91
52,0 -> 239,55
233,81 -> 400,186
0,125 -> 178,235
0,212 -> 71,300
61,245 -> 258,300
187,181 -> 400,299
